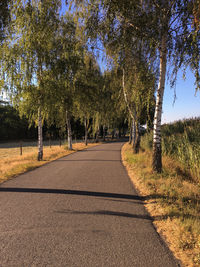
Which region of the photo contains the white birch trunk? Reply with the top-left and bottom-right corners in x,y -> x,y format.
133,122 -> 140,153
132,118 -> 136,146
129,119 -> 133,144
66,110 -> 72,150
122,68 -> 141,152
37,106 -> 43,161
152,33 -> 167,172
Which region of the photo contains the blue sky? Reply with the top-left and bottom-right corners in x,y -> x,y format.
163,69 -> 200,124
99,58 -> 200,124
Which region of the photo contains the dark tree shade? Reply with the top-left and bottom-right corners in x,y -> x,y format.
0,104 -> 37,141
0,0 -> 10,41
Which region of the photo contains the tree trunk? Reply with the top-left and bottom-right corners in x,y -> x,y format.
132,118 -> 136,146
129,122 -> 132,144
37,106 -> 43,161
133,122 -> 140,154
95,125 -> 100,143
103,125 -> 106,141
49,136 -> 51,148
111,130 -> 114,139
84,117 -> 88,146
66,110 -> 72,150
118,128 -> 121,138
122,127 -> 126,137
152,33 -> 167,172
20,141 -> 23,156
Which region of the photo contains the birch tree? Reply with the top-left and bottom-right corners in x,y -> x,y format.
146,1 -> 200,172
45,14 -> 83,150
2,0 -> 61,160
102,69 -> 127,140
74,52 -> 102,145
122,65 -> 156,153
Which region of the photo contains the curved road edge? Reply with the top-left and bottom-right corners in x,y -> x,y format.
121,142 -> 183,267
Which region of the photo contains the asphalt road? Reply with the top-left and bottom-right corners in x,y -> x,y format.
0,142 -> 180,267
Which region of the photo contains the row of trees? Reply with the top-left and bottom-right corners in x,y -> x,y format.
0,0 -> 199,173
71,0 -> 200,172
0,0 -> 130,158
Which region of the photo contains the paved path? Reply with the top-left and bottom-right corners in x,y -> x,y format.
0,142 -> 179,267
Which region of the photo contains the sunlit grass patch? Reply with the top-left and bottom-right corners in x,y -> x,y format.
122,143 -> 200,267
0,142 -> 99,184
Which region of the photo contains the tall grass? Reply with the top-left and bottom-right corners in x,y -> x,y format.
141,117 -> 200,181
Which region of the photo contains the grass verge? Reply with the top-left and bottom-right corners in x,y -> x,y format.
122,143 -> 200,267
0,142 -> 99,184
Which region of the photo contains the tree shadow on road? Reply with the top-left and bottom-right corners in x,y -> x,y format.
0,187 -> 145,200
1,187 -> 198,222
55,207 -> 200,222
56,209 -> 153,221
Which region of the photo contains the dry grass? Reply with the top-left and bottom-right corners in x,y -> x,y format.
0,142 -> 99,184
122,143 -> 200,267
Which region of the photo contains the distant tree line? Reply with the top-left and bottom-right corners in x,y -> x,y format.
0,101 -> 128,142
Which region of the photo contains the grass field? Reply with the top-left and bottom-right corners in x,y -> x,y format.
0,141 -> 98,184
122,143 -> 200,267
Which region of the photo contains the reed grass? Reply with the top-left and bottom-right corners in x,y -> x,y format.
141,117 -> 200,181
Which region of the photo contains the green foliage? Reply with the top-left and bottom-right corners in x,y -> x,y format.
123,62 -> 156,126
141,131 -> 153,150
74,52 -> 102,126
101,69 -> 129,132
72,0 -> 200,88
2,0 -> 61,125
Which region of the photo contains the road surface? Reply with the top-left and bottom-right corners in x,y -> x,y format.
0,142 -> 180,266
